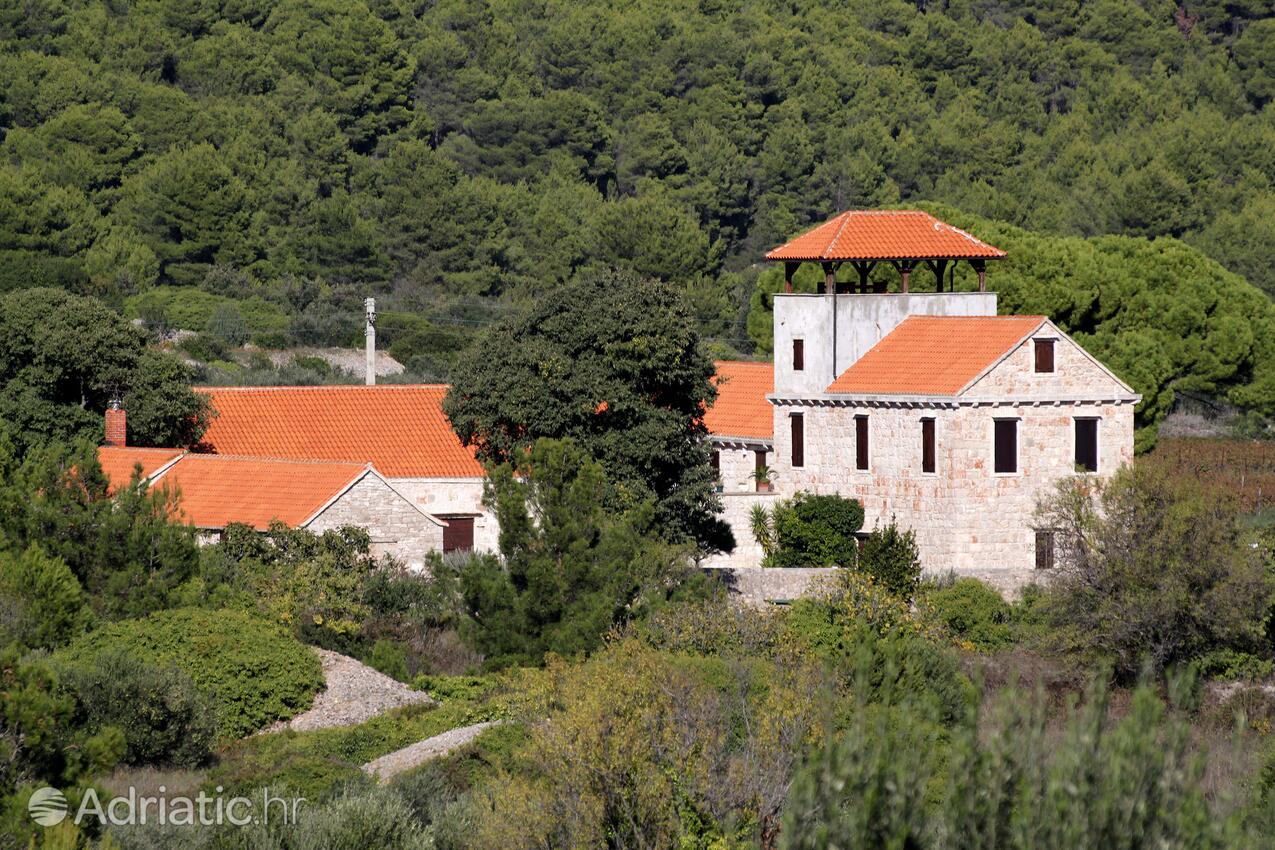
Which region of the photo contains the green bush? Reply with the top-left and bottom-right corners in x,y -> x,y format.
57,648 -> 216,767
857,519 -> 922,598
0,544 -> 90,650
366,639 -> 409,682
206,303 -> 249,345
55,607 -> 323,740
125,287 -> 288,338
289,788 -> 432,850
771,492 -> 864,567
923,578 -> 1014,651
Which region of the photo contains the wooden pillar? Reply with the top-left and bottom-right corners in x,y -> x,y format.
821,262 -> 837,295
852,261 -> 876,293
784,262 -> 798,294
971,260 -> 987,292
926,259 -> 949,293
894,260 -> 915,294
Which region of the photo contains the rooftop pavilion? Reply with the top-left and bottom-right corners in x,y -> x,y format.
764,209 -> 1006,294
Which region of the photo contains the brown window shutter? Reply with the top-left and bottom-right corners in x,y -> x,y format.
711,449 -> 720,476
1035,530 -> 1055,569
994,419 -> 1017,473
442,516 -> 475,553
922,418 -> 935,473
855,415 -> 869,471
791,414 -> 804,468
1075,418 -> 1098,472
1034,339 -> 1055,373
793,339 -> 804,371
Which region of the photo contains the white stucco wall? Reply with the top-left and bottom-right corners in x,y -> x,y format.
773,292 -> 998,396
306,473 -> 445,570
387,477 -> 499,553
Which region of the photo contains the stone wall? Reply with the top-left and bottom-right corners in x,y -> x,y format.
307,473 -> 444,570
702,566 -> 840,606
769,330 -> 1138,587
389,477 -> 499,552
703,491 -> 781,568
713,443 -> 771,493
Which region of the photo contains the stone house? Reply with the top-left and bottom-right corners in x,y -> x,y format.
195,385 -> 493,553
716,209 -> 1141,591
98,446 -> 445,568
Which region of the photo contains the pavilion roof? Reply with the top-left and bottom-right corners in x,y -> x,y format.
765,210 -> 1006,262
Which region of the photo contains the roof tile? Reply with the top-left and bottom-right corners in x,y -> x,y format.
197,385 -> 483,478
152,454 -> 367,530
765,210 -> 1006,262
705,361 -> 773,440
825,316 -> 1046,396
97,447 -> 184,492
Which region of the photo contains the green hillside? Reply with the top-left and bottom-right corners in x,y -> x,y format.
2,0 -> 1275,418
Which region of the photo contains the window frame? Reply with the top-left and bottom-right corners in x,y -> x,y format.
792,338 -> 804,372
1034,529 -> 1056,570
993,417 -> 1019,475
921,417 -> 936,474
1034,338 -> 1056,374
790,412 -> 804,469
1074,416 -> 1100,473
854,414 -> 869,472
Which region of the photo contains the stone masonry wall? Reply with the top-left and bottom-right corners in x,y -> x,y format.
307,473 -> 444,570
713,444 -> 771,493
388,477 -> 499,552
770,331 -> 1137,587
703,491 -> 781,568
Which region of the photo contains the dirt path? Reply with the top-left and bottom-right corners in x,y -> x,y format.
362,721 -> 500,784
266,648 -> 434,734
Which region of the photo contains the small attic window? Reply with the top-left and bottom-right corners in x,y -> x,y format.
793,339 -> 804,371
1034,339 -> 1055,373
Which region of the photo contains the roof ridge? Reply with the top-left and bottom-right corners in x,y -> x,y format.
185,453 -> 369,467
198,383 -> 450,391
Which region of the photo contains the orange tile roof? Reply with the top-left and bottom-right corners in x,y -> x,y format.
97,447 -> 184,491
196,385 -> 483,478
151,454 -> 367,530
705,361 -> 774,440
825,316 -> 1046,396
765,210 -> 1006,262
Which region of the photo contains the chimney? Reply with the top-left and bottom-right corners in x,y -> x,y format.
364,297 -> 376,386
104,399 -> 126,447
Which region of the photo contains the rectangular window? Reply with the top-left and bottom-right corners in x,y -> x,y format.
754,449 -> 768,491
994,418 -> 1018,474
442,516 -> 475,553
855,415 -> 869,471
1075,418 -> 1099,473
792,339 -> 804,371
921,418 -> 936,473
1034,339 -> 1055,373
711,449 -> 720,477
1035,530 -> 1056,570
790,414 -> 804,468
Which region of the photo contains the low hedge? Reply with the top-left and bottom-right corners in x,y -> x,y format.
55,607 -> 324,740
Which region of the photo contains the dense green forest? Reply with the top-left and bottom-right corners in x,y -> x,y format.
4,0 -> 1275,427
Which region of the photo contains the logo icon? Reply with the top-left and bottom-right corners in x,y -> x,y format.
28,787 -> 68,826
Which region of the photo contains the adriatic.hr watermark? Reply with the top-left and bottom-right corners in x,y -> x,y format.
28,786 -> 305,828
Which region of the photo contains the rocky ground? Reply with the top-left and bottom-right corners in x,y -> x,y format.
362,721 -> 500,783
267,648 -> 434,733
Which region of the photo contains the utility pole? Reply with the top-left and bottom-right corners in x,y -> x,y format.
364,297 -> 376,386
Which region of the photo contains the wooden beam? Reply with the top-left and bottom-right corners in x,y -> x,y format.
971,259 -> 987,292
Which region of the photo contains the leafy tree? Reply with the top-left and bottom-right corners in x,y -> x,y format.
1036,465 -> 1273,678
0,288 -> 208,454
767,492 -> 865,568
858,518 -> 922,599
444,269 -> 731,550
458,438 -> 697,667
0,544 -> 89,650
0,441 -> 199,620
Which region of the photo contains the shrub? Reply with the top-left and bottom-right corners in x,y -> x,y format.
1038,466 -> 1273,678
771,492 -> 864,567
206,303 -> 249,345
366,640 -> 409,682
57,648 -> 216,767
54,608 -> 323,740
857,518 -> 921,598
923,578 -> 1014,651
289,788 -> 432,850
0,544 -> 90,650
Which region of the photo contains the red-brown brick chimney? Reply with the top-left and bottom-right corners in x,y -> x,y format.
104,400 -> 126,447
